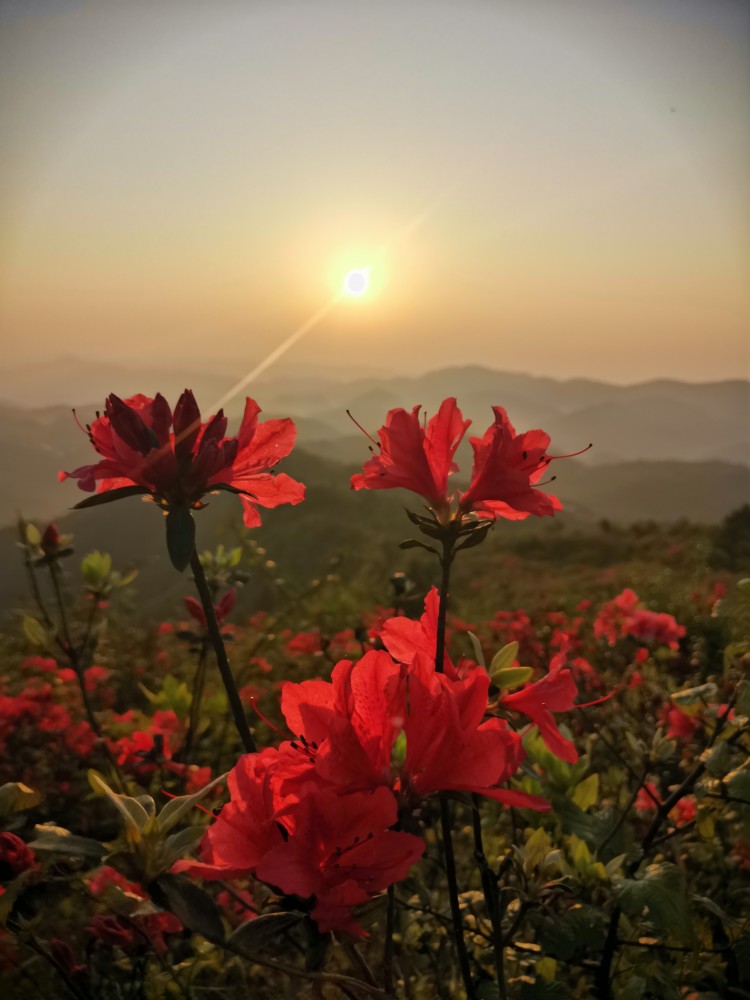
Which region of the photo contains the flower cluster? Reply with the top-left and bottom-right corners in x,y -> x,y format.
175,592 -> 581,932
594,588 -> 686,649
351,397 -> 590,522
60,392 -> 305,550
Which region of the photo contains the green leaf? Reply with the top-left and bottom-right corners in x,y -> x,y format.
489,641 -> 519,676
115,567 -> 138,588
154,873 -> 225,942
88,771 -> 152,842
157,773 -> 226,835
0,782 -> 42,818
466,631 -> 486,668
228,911 -> 306,952
671,682 -> 717,707
570,773 -> 599,811
166,506 -> 195,572
398,539 -> 440,555
81,550 -> 112,585
29,824 -> 107,861
492,665 -> 533,691
25,523 -> 41,546
616,863 -> 692,943
74,485 -> 149,509
162,826 -> 205,868
22,615 -> 47,648
455,522 -> 492,551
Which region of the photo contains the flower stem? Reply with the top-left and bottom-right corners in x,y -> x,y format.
182,641 -> 209,760
435,530 -> 475,999
190,551 -> 256,754
384,884 -> 396,994
439,796 -> 475,998
471,793 -> 505,999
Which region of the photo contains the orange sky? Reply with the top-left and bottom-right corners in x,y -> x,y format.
0,0 -> 748,385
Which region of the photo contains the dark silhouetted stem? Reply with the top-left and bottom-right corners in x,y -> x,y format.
435,529 -> 475,999
439,796 -> 475,999
190,551 -> 256,754
182,641 -> 209,759
384,884 -> 396,994
471,793 -> 505,999
48,560 -> 103,741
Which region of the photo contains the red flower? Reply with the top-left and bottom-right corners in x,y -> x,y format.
40,523 -> 62,555
350,398 -> 470,509
174,750 -> 423,935
282,648 -> 548,811
0,833 -> 36,878
258,786 -> 423,935
499,668 -> 579,764
184,588 -> 237,628
458,406 -> 565,520
89,914 -> 137,952
659,703 -> 701,742
351,397 -> 585,522
594,590 -> 685,650
60,392 -> 305,529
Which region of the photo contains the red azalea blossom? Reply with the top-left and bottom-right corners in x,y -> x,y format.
60,391 -> 305,528
351,397 -> 586,521
594,589 -> 685,650
659,702 -> 701,742
458,406 -> 565,521
635,784 -> 696,825
350,398 -> 470,510
174,751 -> 424,935
184,588 -> 237,627
281,646 -> 549,811
498,667 -> 579,764
0,833 -> 37,878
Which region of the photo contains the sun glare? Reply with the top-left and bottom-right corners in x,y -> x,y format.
342,268 -> 370,297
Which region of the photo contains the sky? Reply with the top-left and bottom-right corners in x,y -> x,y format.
0,0 -> 748,385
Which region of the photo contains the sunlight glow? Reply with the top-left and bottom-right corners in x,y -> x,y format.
343,268 -> 370,297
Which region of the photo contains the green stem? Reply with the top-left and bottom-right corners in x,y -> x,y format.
190,551 -> 256,754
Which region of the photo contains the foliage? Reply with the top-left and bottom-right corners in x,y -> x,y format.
0,411 -> 749,999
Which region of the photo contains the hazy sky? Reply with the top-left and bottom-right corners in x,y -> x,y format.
0,0 -> 748,384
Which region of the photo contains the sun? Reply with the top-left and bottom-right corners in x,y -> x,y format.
342,268 -> 371,297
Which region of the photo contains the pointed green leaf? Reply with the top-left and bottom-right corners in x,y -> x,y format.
0,782 -> 42,818
29,824 -> 106,861
22,616 -> 47,648
228,911 -> 305,952
492,665 -> 533,690
25,523 -> 41,547
88,771 -> 150,842
157,773 -> 226,835
155,873 -> 225,942
490,641 -> 519,676
74,485 -> 149,509
466,631 -> 485,668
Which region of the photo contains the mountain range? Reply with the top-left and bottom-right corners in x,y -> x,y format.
0,358 -> 747,527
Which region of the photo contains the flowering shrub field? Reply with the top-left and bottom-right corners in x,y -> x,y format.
1,392 -> 749,999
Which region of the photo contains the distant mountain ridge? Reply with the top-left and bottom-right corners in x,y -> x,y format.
0,359 -> 747,525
